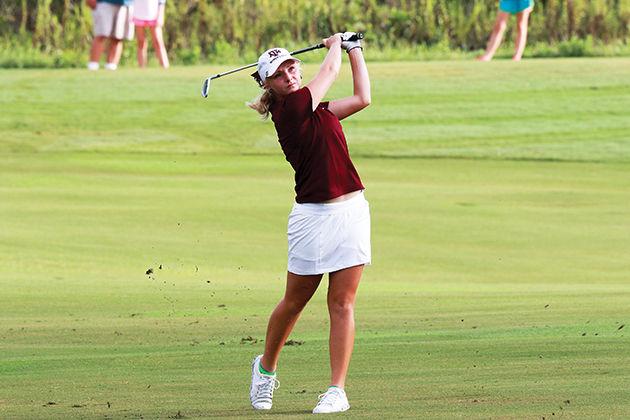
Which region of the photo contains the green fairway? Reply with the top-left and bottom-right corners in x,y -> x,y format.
1,59 -> 629,419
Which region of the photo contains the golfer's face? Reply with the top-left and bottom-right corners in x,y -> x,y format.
267,60 -> 300,96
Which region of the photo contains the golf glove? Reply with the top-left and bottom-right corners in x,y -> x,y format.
341,32 -> 362,53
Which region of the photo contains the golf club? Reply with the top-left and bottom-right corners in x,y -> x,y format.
201,32 -> 364,98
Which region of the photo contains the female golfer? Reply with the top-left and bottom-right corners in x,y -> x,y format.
478,0 -> 534,61
247,32 -> 370,414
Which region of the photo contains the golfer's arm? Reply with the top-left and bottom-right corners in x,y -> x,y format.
328,49 -> 371,120
306,45 -> 341,112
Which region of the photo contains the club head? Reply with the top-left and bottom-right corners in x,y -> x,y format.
201,77 -> 211,98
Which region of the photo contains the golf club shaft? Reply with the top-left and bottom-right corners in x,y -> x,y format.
202,33 -> 364,97
207,33 -> 363,81
208,44 -> 324,81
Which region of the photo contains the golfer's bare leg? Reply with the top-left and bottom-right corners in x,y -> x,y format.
327,264 -> 363,388
478,12 -> 509,61
513,8 -> 532,61
150,26 -> 170,68
261,272 -> 322,372
89,36 -> 107,62
136,27 -> 148,67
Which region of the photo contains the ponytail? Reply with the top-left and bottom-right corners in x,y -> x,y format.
247,88 -> 276,120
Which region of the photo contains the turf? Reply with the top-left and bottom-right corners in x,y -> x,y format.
1,58 -> 629,419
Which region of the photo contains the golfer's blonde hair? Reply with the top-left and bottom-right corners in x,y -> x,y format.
247,88 -> 276,120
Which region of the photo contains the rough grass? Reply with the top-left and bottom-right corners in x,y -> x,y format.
1,59 -> 629,419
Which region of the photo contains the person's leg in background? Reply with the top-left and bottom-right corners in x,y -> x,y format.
150,25 -> 170,68
105,38 -> 123,70
513,7 -> 533,61
478,11 -> 510,61
88,36 -> 107,70
136,26 -> 148,67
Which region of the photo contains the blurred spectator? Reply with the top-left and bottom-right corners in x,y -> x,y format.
86,0 -> 134,70
133,0 -> 169,68
478,0 -> 534,61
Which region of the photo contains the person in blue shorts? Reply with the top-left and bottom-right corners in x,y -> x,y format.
478,0 -> 534,61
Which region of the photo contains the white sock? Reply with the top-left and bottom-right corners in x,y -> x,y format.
87,61 -> 99,71
104,62 -> 118,71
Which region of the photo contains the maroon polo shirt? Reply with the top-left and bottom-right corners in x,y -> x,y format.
270,87 -> 364,203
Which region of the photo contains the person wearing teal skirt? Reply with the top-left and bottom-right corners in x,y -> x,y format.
478,0 -> 534,61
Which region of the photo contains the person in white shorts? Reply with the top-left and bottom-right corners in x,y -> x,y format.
86,0 -> 134,70
247,32 -> 370,414
133,0 -> 169,68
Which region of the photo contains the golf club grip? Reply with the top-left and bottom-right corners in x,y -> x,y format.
350,32 -> 364,41
290,32 -> 365,55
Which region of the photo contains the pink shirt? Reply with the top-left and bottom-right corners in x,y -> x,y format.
271,87 -> 364,203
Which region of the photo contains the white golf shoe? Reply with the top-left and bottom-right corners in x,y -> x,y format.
249,355 -> 279,410
312,387 -> 350,414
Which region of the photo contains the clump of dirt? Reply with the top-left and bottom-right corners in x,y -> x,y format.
241,336 -> 258,344
285,339 -> 304,346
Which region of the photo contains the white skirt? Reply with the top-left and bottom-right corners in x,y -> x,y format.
287,191 -> 371,275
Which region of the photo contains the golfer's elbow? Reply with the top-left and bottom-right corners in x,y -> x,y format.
360,94 -> 371,108
354,80 -> 371,108
356,92 -> 371,109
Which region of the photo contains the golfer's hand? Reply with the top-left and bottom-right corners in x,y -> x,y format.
323,34 -> 342,49
341,32 -> 362,53
86,0 -> 97,10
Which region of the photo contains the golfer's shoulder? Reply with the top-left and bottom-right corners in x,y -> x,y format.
286,87 -> 311,108
275,88 -> 312,123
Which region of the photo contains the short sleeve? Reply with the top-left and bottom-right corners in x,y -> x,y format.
281,87 -> 313,124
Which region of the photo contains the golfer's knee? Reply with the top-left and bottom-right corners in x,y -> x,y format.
328,298 -> 354,317
281,297 -> 308,315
